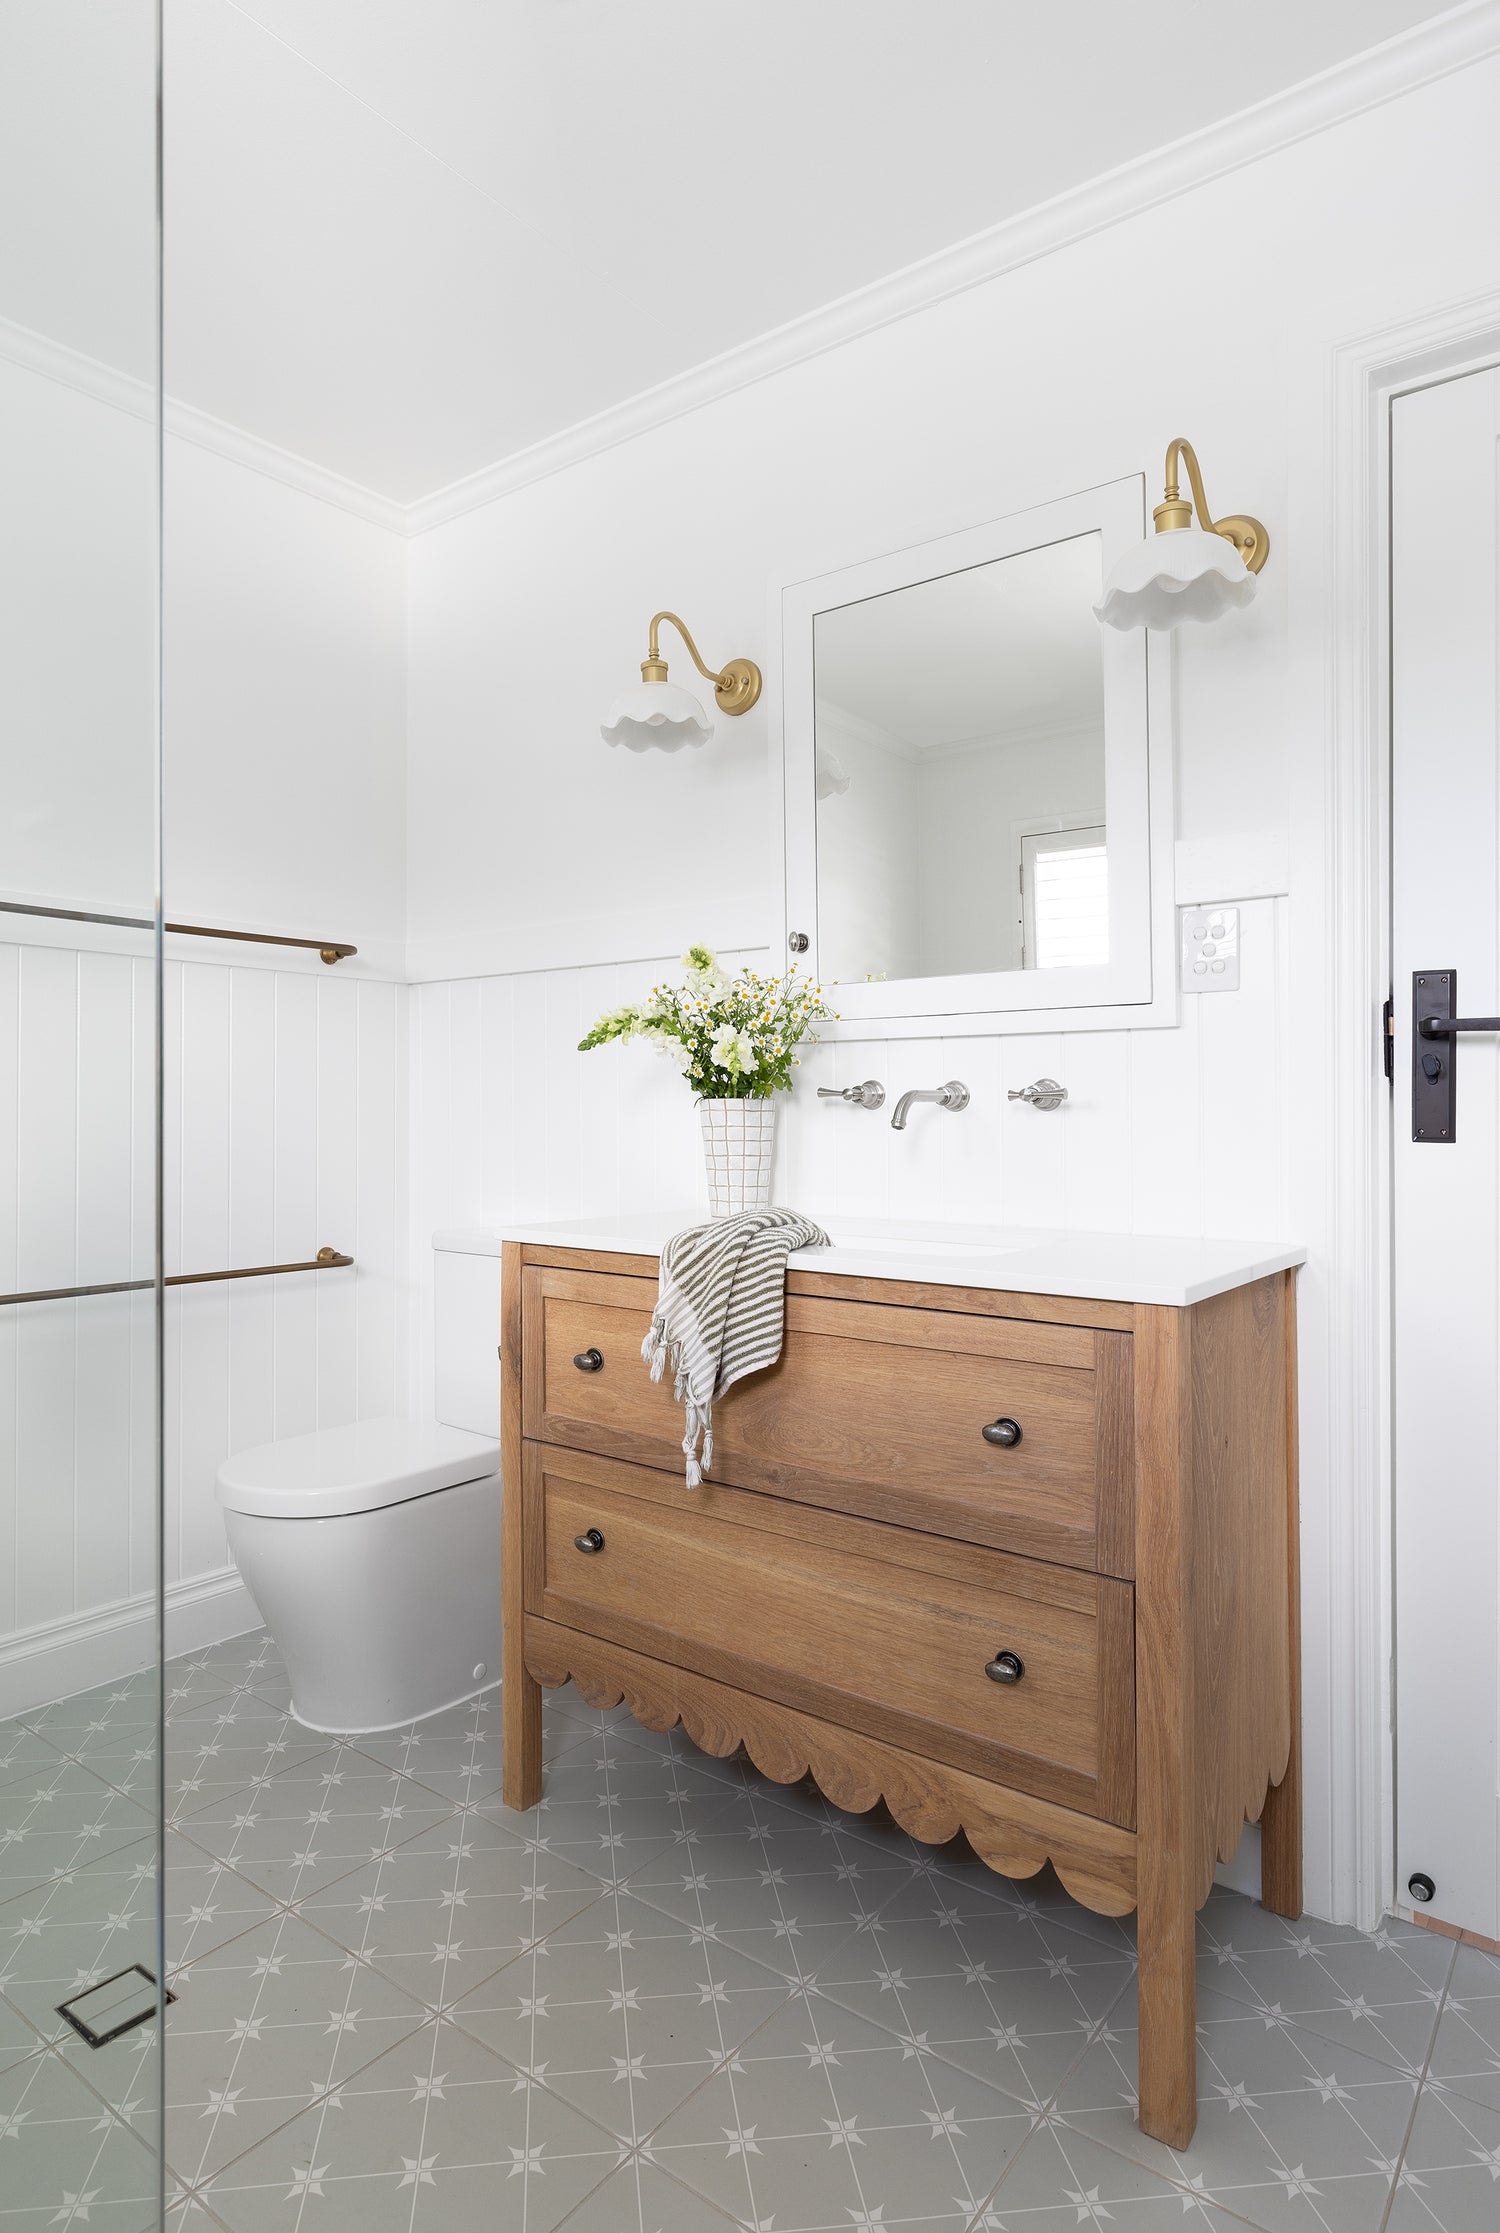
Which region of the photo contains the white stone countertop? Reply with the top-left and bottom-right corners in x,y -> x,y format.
435,1213 -> 1306,1310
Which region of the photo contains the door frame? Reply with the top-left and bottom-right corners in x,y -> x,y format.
1328,293 -> 1500,1929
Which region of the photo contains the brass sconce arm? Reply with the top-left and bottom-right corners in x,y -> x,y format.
1154,436 -> 1270,575
641,610 -> 762,714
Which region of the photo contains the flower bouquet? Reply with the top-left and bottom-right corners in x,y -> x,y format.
579,945 -> 834,1213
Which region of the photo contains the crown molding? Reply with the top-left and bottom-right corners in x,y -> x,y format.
4,3 -> 1496,542
404,0 -> 1500,537
0,314 -> 406,534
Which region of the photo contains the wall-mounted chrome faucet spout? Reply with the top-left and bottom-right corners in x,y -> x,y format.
890,1080 -> 970,1130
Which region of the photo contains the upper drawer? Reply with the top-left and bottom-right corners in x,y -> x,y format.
524,1443 -> 1136,1827
520,1264 -> 1134,1575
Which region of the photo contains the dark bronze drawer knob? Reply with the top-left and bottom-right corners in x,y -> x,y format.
985,1650 -> 1025,1685
573,1348 -> 603,1373
573,1527 -> 605,1554
981,1416 -> 1022,1447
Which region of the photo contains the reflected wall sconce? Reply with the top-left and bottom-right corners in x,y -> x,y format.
1094,437 -> 1270,631
600,610 -> 762,752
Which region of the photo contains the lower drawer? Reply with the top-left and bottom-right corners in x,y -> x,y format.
522,1443 -> 1136,1827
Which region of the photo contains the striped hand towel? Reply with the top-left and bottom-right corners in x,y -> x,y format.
643,1207 -> 830,1486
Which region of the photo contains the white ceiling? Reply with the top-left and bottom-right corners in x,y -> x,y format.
4,2 -> 1466,506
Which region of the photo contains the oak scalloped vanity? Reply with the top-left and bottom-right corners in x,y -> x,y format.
494,1215 -> 1306,2147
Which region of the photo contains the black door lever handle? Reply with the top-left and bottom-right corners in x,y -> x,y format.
1419,1014 -> 1500,1036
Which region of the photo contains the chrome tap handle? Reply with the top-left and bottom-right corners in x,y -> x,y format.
1007,1078 -> 1067,1111
817,1080 -> 885,1110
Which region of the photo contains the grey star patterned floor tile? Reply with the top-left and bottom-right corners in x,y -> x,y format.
292,1805 -> 607,2014
1383,2079 -> 1500,2231
178,1745 -> 456,1903
0,1848 -> 168,2126
1425,1942 -> 1500,2114
646,1982 -> 1036,2231
1,1985 -> 46,2073
556,2152 -> 747,2229
349,1686 -> 584,1810
479,1726 -> 748,1890
0,1755 -> 155,1906
154,1689 -> 335,1800
26,1676 -> 190,1772
972,2116 -> 1247,2231
951,1858 -> 1138,1960
199,2014 -> 620,2231
0,1716 -> 70,1792
0,2040 -> 162,2229
1054,1976 -> 1419,2230
176,1633 -> 284,1691
160,1836 -> 281,1968
1190,1911 -> 1455,2077
622,1781 -> 917,1988
450,1885 -> 793,2145
809,1864 -> 1135,2110
151,1907 -> 434,2187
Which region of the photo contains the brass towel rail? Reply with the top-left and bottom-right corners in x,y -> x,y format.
0,899 -> 356,964
0,1248 -> 353,1310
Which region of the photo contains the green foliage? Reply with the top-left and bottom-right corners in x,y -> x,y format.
578,945 -> 835,1100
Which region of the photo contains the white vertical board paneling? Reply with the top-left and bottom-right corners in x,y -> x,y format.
0,947 -> 18,1636
73,954 -> 137,1614
355,980 -> 401,1420
315,976 -> 359,1424
228,968 -> 277,1461
272,973 -> 319,1439
177,965 -> 232,1583
0,945 -> 408,1665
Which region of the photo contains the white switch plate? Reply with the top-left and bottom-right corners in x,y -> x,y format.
1181,904 -> 1240,993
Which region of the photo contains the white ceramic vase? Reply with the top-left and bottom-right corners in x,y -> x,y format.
698,1097 -> 777,1218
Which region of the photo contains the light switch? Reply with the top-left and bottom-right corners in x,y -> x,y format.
1181,905 -> 1240,993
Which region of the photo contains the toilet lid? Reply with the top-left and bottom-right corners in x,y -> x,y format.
215,1418 -> 501,1519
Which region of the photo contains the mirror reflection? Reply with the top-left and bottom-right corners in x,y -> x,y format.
814,532 -> 1108,982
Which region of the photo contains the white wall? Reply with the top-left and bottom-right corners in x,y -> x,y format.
164,441 -> 409,975
0,362 -> 412,1712
402,57 -> 1500,1927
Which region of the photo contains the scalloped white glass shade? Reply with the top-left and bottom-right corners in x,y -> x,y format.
1094,526 -> 1258,632
600,677 -> 714,752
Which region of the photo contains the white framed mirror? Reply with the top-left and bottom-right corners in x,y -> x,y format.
771,478 -> 1177,1038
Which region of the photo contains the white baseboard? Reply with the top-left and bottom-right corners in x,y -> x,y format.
0,1566 -> 264,1722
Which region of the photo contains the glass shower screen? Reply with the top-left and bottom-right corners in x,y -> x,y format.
0,3 -> 166,2223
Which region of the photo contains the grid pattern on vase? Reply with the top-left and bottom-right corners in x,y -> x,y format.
699,1099 -> 778,1219
2,1629 -> 1497,2231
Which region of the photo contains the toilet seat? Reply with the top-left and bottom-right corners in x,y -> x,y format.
216,1418 -> 501,1521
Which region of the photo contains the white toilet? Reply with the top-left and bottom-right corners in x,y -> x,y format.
215,1238 -> 503,1735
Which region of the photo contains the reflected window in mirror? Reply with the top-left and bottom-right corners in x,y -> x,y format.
812,533 -> 1107,984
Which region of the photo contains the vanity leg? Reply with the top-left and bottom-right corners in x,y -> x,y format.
1137,1847 -> 1198,2148
501,1472 -> 542,1811
1260,1269 -> 1303,1921
500,1241 -> 542,1813
1134,1304 -> 1198,2149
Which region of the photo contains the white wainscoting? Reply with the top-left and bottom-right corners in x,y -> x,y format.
0,940 -> 408,1714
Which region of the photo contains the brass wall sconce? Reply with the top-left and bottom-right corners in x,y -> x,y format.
1095,437 -> 1270,631
600,611 -> 762,752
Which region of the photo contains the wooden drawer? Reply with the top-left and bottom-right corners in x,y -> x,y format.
522,1263 -> 1133,1575
522,1443 -> 1136,1826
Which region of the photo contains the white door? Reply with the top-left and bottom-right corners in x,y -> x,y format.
1393,364 -> 1500,1939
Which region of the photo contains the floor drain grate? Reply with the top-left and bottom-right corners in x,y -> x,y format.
56,1964 -> 175,2049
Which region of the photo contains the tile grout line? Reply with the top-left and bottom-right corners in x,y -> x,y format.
1373,1931 -> 1459,2233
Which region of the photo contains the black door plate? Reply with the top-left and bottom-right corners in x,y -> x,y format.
1412,970 -> 1456,1142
